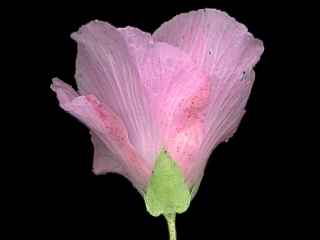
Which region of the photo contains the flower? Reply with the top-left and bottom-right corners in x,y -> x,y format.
51,9 -> 263,196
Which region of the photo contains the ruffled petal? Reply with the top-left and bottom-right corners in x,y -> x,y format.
118,26 -> 154,71
71,21 -> 157,166
154,9 -> 264,185
91,132 -> 124,175
51,78 -> 150,190
118,30 -> 212,184
153,9 -> 263,80
188,70 -> 256,188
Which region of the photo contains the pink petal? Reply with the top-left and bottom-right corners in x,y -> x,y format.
50,78 -> 79,106
188,70 -> 256,187
51,78 -> 151,190
71,21 -> 157,166
118,26 -> 154,70
90,132 -> 124,175
153,9 -> 263,80
119,27 -> 212,183
154,9 -> 264,185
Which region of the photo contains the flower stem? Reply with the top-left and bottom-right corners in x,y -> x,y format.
164,213 -> 176,240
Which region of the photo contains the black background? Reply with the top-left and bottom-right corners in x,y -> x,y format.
14,0 -> 307,239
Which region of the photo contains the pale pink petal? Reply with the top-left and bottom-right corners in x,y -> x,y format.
118,31 -> 212,183
51,78 -> 79,107
153,9 -> 263,80
187,70 -> 256,187
153,9 -> 263,132
118,26 -> 154,70
154,9 -> 264,186
91,132 -> 124,175
119,27 -> 173,95
51,78 -> 150,190
71,21 -> 157,167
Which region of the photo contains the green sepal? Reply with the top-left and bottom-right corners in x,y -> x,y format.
144,148 -> 191,217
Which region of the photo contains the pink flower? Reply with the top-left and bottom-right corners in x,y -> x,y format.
51,9 -> 264,194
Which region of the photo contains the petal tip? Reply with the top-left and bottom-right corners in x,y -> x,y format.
50,78 -> 79,108
70,19 -> 116,43
50,77 -> 64,91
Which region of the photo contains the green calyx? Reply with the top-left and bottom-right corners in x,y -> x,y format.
144,148 -> 191,239
144,148 -> 191,217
